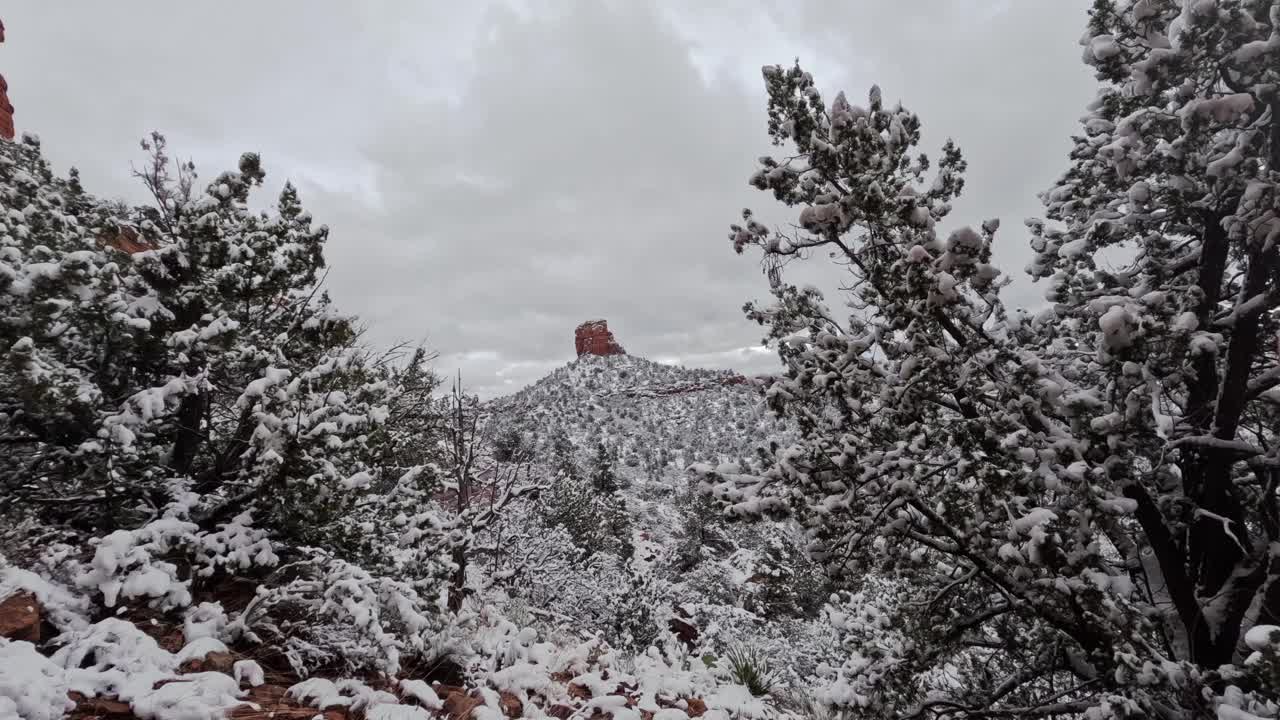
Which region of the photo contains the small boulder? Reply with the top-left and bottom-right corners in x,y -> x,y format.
667,617 -> 698,650
67,692 -> 135,719
178,650 -> 237,674
0,591 -> 41,642
547,705 -> 575,719
439,685 -> 483,720
498,691 -> 523,719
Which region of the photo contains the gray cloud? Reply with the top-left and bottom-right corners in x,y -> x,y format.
4,0 -> 1095,397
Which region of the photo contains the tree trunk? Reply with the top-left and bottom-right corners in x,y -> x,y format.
448,545 -> 467,612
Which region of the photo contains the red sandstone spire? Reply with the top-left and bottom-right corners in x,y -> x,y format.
574,320 -> 626,357
0,19 -> 13,141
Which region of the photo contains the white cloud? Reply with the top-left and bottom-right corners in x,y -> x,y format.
5,0 -> 1095,398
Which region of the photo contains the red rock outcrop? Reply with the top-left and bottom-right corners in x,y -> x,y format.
0,19 -> 13,141
574,320 -> 626,357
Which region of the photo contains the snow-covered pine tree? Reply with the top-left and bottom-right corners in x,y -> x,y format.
1028,0 -> 1280,675
2,135 -> 144,532
701,63 -> 1045,715
699,16 -> 1279,713
743,526 -> 826,620
591,439 -> 621,493
672,475 -> 731,573
539,429 -> 598,553
2,132 -> 387,550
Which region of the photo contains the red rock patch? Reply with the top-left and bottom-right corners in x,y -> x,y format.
0,591 -> 41,642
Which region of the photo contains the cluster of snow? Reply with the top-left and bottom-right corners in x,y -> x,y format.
0,588 -> 248,720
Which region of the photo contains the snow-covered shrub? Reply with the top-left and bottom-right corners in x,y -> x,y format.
225,552 -> 446,676
483,506 -> 629,636
679,562 -> 741,609
76,518 -> 198,611
607,565 -> 668,652
51,617 -> 181,675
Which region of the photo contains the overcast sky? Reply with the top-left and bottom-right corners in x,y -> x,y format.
4,1 -> 1096,397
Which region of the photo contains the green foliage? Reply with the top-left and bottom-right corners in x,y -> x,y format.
722,645 -> 780,697
539,429 -> 632,559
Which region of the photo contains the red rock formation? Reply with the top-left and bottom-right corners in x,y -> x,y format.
0,19 -> 13,141
574,319 -> 626,357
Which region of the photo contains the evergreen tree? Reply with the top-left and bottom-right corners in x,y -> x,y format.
2,133 -> 383,549
540,428 -> 632,559
1023,0 -> 1280,674
0,134 -> 467,674
591,440 -> 620,493
672,475 -> 731,573
700,5 -> 1280,712
743,527 -> 826,620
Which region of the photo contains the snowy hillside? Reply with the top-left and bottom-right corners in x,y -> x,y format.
491,354 -> 784,475
481,354 -> 837,688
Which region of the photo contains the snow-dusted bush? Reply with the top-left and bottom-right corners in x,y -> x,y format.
225,552 -> 446,676
0,133 -> 473,675
607,564 -> 668,652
